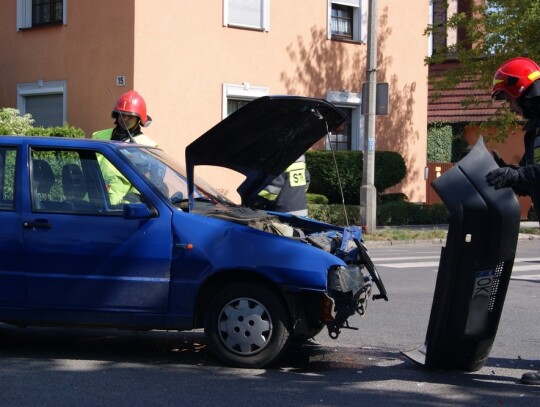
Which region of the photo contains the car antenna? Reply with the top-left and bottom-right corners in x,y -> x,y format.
320,111 -> 349,227
108,89 -> 136,143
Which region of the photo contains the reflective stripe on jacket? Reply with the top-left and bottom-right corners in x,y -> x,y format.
257,155 -> 310,215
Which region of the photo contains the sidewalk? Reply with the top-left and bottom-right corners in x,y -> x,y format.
366,221 -> 539,247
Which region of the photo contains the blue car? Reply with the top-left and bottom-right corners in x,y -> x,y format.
0,96 -> 387,368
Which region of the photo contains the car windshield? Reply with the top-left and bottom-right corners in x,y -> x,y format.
118,146 -> 236,208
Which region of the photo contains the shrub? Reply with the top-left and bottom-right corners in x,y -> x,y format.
306,150 -> 406,205
307,202 -> 448,227
307,193 -> 328,204
0,108 -> 86,138
28,125 -> 86,138
0,108 -> 34,135
375,151 -> 407,194
308,203 -> 360,226
377,201 -> 449,226
378,192 -> 408,203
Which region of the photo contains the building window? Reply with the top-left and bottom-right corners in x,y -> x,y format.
17,80 -> 66,127
222,83 -> 269,118
326,90 -> 362,151
227,100 -> 251,115
223,0 -> 270,31
328,108 -> 352,151
328,0 -> 367,42
33,0 -> 63,25
17,0 -> 66,30
332,4 -> 353,39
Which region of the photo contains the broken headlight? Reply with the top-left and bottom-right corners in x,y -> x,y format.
328,265 -> 362,295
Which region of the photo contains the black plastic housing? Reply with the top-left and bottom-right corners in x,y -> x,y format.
402,138 -> 521,371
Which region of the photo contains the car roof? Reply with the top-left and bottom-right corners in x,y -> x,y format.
0,135 -> 125,147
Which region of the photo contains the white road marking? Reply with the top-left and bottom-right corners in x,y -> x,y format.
377,261 -> 440,269
514,257 -> 540,262
375,258 -> 540,273
512,264 -> 540,272
371,256 -> 439,262
511,274 -> 540,281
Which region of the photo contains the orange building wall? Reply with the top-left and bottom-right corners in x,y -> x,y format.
0,1 -> 136,135
0,0 -> 429,203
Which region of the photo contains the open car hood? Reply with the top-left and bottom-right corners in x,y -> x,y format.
185,96 -> 348,205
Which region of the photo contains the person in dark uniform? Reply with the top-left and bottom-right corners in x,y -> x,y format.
486,56 -> 540,386
251,155 -> 310,216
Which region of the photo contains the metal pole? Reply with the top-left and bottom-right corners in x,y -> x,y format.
360,0 -> 377,231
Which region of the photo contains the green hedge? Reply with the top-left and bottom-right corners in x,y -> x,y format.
306,150 -> 406,205
27,125 -> 86,138
0,108 -> 86,138
308,201 -> 449,226
376,201 -> 449,226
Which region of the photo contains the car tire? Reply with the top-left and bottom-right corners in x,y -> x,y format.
204,281 -> 292,368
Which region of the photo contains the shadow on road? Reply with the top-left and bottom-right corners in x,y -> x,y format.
1,324 -> 538,406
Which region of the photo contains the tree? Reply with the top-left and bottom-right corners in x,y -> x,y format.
426,0 -> 540,140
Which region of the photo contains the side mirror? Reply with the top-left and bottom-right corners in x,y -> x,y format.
123,203 -> 157,219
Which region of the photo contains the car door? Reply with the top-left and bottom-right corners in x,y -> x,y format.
22,146 -> 173,313
0,145 -> 25,306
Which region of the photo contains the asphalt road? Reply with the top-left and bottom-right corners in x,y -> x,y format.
0,240 -> 538,406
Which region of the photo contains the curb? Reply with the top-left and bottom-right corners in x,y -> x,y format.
365,238 -> 446,247
364,232 -> 540,247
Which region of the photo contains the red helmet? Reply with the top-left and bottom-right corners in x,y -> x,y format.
492,57 -> 540,100
112,90 -> 152,127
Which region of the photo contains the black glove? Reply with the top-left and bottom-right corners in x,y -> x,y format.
485,167 -> 520,189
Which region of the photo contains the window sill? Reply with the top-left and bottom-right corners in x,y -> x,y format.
18,21 -> 63,31
330,36 -> 365,45
225,24 -> 267,33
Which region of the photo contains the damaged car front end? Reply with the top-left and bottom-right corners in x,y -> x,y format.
180,96 -> 388,365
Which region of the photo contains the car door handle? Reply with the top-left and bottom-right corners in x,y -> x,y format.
23,219 -> 52,230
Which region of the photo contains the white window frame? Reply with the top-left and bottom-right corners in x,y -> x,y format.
428,0 -> 434,56
326,90 -> 363,151
223,0 -> 270,32
222,83 -> 269,119
17,0 -> 67,31
17,80 -> 67,125
327,0 -> 367,42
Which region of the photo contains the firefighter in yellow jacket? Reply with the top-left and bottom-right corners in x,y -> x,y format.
93,90 -> 158,204
251,155 -> 310,216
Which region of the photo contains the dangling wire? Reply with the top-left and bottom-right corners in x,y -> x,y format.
312,109 -> 349,226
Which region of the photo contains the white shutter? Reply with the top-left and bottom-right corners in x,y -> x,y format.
25,94 -> 64,127
332,0 -> 360,7
226,0 -> 266,30
16,0 -> 32,30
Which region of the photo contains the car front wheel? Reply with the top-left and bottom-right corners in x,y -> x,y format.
204,282 -> 292,368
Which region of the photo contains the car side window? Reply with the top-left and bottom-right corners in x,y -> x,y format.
0,147 -> 17,211
30,148 -> 145,215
